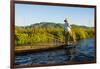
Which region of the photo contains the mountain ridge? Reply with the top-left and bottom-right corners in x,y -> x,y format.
15,22 -> 94,29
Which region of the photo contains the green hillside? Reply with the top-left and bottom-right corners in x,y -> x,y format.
15,22 -> 94,46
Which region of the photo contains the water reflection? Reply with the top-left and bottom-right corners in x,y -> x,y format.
15,38 -> 95,65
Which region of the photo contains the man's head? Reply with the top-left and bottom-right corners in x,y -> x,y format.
64,18 -> 68,23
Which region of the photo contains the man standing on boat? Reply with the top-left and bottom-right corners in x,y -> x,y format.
64,17 -> 76,46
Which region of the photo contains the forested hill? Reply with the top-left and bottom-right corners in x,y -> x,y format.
16,22 -> 93,29
15,22 -> 94,46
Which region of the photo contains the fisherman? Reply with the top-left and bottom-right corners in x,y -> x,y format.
64,17 -> 76,46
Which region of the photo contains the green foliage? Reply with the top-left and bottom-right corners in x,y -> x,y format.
15,23 -> 94,46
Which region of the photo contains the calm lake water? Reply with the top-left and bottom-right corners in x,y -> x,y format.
15,38 -> 95,65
